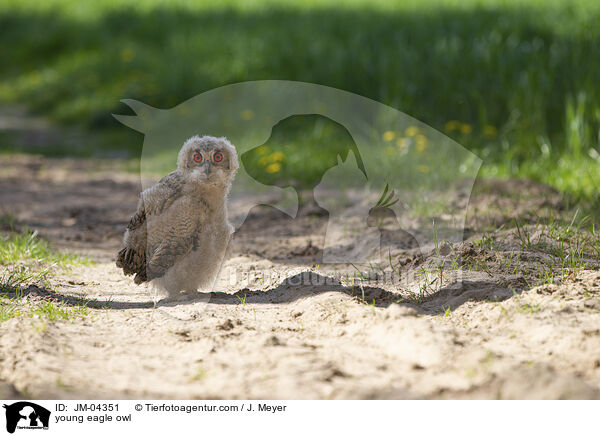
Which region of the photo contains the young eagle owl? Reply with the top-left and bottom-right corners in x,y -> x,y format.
116,135 -> 238,296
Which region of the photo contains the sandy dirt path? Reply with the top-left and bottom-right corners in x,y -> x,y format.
1,155 -> 599,399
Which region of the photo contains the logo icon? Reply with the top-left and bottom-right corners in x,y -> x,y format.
3,402 -> 50,434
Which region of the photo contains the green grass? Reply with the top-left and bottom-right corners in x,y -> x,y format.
0,264 -> 90,323
0,229 -> 92,323
0,266 -> 51,297
467,211 -> 600,284
376,209 -> 600,307
0,288 -> 90,323
0,0 -> 600,199
0,229 -> 91,266
30,300 -> 89,321
189,366 -> 207,382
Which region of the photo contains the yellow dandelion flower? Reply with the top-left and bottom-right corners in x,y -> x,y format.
396,137 -> 409,148
405,126 -> 420,137
265,163 -> 281,173
460,123 -> 472,134
120,48 -> 134,63
241,109 -> 254,120
270,152 -> 284,162
382,130 -> 396,141
418,165 -> 429,173
415,134 -> 428,152
258,156 -> 270,167
484,125 -> 497,137
444,120 -> 460,132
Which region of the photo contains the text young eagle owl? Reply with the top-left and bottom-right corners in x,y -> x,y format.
116,135 -> 238,296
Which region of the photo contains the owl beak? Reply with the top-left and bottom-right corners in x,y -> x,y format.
204,161 -> 210,174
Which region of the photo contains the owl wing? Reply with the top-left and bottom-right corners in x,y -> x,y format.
116,171 -> 187,283
140,170 -> 187,217
145,214 -> 203,281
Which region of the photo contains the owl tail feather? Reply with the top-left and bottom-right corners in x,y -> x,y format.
116,247 -> 148,284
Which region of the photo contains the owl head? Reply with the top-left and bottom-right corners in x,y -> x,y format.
177,135 -> 239,186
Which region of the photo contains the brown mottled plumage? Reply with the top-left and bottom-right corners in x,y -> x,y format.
116,135 -> 238,296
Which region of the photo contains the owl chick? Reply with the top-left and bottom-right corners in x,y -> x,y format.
116,135 -> 238,297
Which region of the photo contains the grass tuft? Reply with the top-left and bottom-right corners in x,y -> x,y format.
0,229 -> 91,267
0,229 -> 92,323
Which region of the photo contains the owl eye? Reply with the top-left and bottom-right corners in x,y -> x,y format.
193,153 -> 203,163
213,152 -> 224,163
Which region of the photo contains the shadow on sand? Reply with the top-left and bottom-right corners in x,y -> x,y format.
11,271 -> 520,315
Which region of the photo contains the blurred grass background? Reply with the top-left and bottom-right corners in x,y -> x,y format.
1,0 -> 599,201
